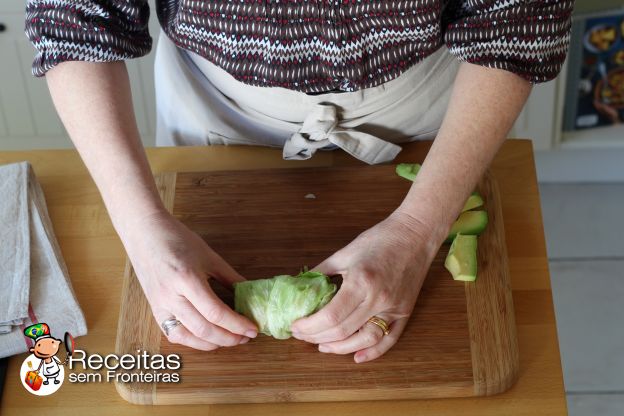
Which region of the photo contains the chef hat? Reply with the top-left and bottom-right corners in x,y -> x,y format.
24,323 -> 52,342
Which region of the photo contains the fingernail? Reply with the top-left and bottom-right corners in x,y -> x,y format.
245,330 -> 257,338
354,354 -> 365,364
291,331 -> 301,339
239,337 -> 250,344
318,345 -> 329,353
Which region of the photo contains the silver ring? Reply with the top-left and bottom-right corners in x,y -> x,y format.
161,317 -> 183,336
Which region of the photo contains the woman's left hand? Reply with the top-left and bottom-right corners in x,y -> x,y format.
290,210 -> 440,363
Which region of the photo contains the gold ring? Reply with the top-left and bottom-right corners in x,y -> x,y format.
367,316 -> 390,336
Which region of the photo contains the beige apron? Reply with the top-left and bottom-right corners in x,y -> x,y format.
155,32 -> 459,165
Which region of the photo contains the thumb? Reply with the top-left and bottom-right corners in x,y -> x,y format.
312,253 -> 343,276
207,252 -> 247,287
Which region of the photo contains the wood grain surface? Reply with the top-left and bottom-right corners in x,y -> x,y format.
115,164 -> 518,404
0,140 -> 568,415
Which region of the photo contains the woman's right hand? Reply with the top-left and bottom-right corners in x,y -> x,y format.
119,210 -> 258,350
44,61 -> 256,350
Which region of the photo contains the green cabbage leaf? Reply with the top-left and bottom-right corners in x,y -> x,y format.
234,270 -> 337,339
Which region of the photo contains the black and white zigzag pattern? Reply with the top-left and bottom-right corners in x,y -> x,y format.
25,0 -> 573,92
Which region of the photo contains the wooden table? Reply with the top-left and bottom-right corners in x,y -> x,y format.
0,140 -> 567,415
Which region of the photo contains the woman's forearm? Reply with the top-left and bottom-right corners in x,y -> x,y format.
46,61 -> 166,238
396,62 -> 532,248
47,61 -> 258,347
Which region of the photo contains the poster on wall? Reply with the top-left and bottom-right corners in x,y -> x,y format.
563,9 -> 624,131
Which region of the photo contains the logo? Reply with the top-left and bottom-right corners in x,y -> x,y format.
19,323 -> 74,396
18,322 -> 182,396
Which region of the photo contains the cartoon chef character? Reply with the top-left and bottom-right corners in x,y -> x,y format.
24,323 -> 64,385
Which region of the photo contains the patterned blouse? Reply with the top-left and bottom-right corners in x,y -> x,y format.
25,0 -> 574,93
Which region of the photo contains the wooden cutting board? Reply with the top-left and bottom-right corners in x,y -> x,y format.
115,165 -> 518,404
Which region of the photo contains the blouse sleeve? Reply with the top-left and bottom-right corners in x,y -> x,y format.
443,0 -> 574,83
25,0 -> 152,77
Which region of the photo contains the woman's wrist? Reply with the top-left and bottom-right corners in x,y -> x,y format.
388,209 -> 443,261
394,160 -> 476,252
109,198 -> 171,244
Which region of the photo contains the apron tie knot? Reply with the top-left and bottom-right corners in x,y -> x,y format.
283,103 -> 402,165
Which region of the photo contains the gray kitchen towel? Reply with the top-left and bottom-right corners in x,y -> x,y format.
0,162 -> 87,358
